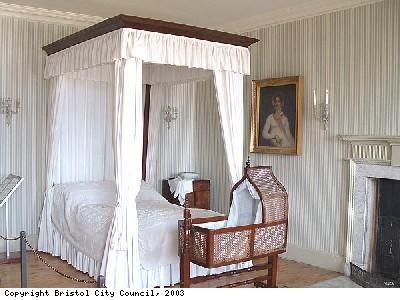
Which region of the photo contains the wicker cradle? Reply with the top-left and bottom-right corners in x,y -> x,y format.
179,166 -> 288,288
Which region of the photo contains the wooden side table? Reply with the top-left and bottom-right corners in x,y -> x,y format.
162,179 -> 210,210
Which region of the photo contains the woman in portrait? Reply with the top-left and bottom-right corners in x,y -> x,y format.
261,93 -> 295,147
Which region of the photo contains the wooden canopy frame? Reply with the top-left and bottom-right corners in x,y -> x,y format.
42,13 -> 258,184
43,14 -> 258,55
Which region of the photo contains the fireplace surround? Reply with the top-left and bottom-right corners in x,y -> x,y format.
339,136 -> 400,287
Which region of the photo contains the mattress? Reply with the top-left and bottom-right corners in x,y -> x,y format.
42,180 -> 223,272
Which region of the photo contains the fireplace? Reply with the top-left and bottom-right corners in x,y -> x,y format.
350,178 -> 400,287
339,135 -> 400,288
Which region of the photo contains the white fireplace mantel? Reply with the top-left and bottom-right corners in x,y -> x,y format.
338,135 -> 400,166
338,135 -> 400,276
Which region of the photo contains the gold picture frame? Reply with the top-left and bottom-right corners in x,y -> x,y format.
250,76 -> 303,155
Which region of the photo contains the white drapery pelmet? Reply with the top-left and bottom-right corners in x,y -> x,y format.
42,28 -> 250,288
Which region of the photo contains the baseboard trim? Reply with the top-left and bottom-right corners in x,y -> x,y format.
0,251 -> 20,264
280,243 -> 345,273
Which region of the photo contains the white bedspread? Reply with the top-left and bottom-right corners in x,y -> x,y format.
137,199 -> 221,269
49,180 -> 222,269
50,181 -> 117,262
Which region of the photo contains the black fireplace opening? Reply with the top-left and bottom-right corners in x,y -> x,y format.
374,178 -> 400,279
351,178 -> 400,287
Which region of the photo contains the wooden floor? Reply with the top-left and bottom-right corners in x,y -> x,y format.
0,252 -> 341,288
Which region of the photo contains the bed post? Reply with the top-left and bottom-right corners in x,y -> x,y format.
180,194 -> 192,288
142,84 -> 151,181
97,275 -> 106,288
267,254 -> 278,287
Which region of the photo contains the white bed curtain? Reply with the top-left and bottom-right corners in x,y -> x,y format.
39,69 -> 115,255
45,77 -> 65,188
104,58 -> 143,287
55,78 -> 114,183
213,70 -> 244,184
38,76 -> 65,250
45,64 -> 115,186
43,28 -> 251,288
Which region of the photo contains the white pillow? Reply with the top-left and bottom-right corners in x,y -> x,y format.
136,180 -> 167,202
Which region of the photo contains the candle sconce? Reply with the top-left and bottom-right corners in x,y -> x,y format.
1,97 -> 20,126
313,89 -> 329,131
163,105 -> 178,129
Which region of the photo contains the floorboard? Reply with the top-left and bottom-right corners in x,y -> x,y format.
0,252 -> 341,288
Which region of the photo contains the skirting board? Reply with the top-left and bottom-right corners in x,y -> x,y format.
0,252 -> 20,264
280,243 -> 345,273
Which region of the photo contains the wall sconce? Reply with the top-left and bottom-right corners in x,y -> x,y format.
1,97 -> 20,126
163,105 -> 178,129
313,89 -> 329,130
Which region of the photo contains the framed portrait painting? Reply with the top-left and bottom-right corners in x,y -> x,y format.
250,76 -> 303,155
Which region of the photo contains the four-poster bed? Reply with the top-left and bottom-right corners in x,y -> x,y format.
37,14 -> 288,288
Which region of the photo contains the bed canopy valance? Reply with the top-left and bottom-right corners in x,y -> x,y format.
40,14 -> 258,288
43,14 -> 256,77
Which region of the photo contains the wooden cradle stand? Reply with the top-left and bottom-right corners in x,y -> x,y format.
179,166 -> 288,288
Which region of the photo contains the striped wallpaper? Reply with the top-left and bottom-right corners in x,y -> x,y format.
0,15 -> 80,251
1,0 -> 399,272
154,82 -> 197,192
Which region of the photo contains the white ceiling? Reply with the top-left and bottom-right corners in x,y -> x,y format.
1,0 -> 380,32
